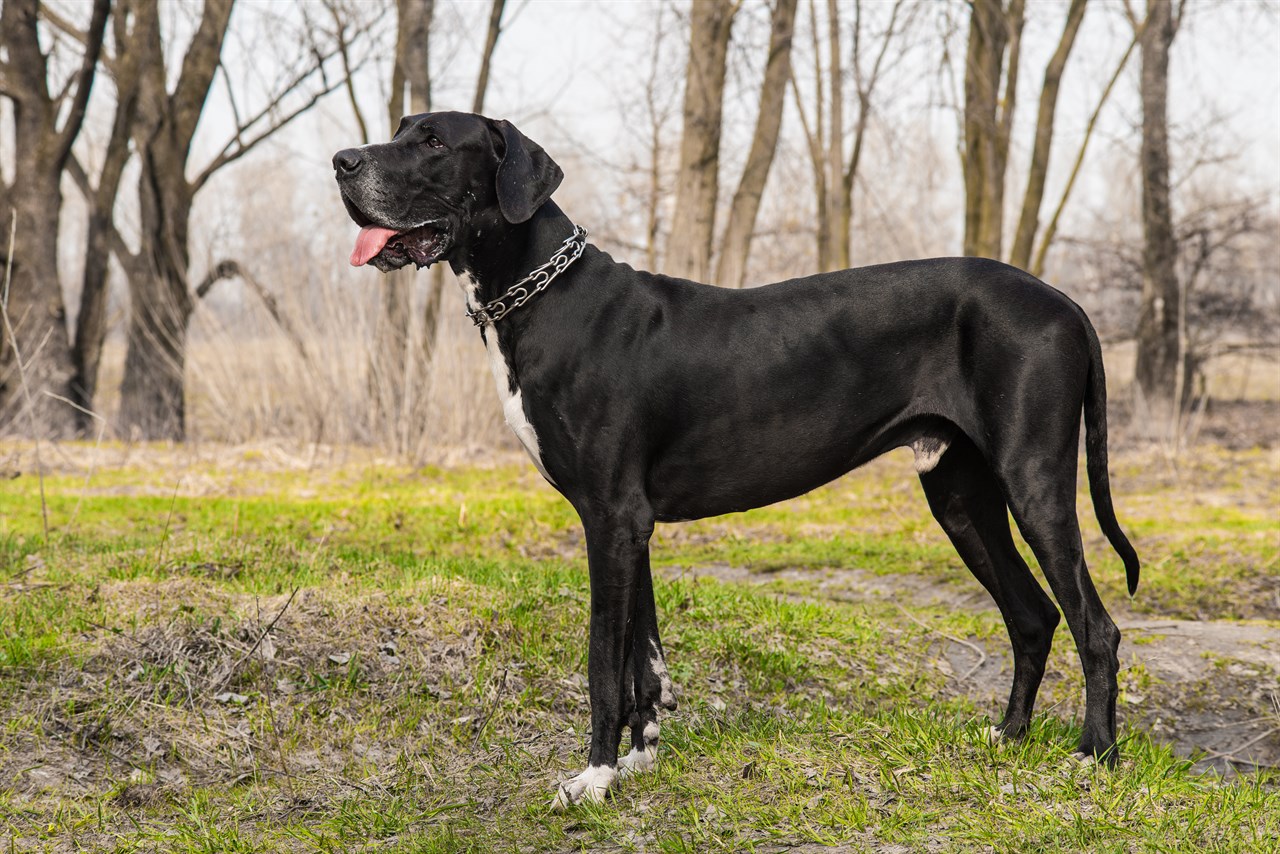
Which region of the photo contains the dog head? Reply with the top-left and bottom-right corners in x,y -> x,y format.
333,112 -> 563,272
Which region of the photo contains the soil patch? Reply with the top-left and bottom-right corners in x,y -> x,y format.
663,562 -> 1280,775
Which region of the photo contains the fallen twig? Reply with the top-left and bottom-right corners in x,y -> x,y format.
1200,726 -> 1279,767
209,587 -> 300,694
895,604 -> 989,681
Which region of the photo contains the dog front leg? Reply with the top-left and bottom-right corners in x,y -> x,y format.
619,566 -> 676,778
552,511 -> 653,808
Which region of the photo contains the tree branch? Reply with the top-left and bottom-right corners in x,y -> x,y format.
1030,29 -> 1139,278
190,55 -> 363,194
323,0 -> 369,145
54,0 -> 111,171
195,260 -> 313,368
472,0 -> 506,114
37,2 -> 119,76
67,154 -> 135,265
171,0 -> 235,153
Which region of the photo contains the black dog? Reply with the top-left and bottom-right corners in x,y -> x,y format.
334,112 -> 1139,807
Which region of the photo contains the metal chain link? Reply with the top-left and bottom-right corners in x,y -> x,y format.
466,225 -> 589,327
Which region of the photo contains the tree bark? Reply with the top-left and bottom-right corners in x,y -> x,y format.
1008,0 -> 1086,271
823,0 -> 848,272
116,261 -> 193,440
665,0 -> 737,282
716,0 -> 798,289
0,0 -> 109,437
1133,0 -> 1180,415
840,0 -> 909,268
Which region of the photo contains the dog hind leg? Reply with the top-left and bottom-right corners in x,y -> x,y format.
919,435 -> 1060,739
994,424 -> 1121,764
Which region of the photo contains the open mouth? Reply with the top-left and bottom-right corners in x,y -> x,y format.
343,194 -> 450,271
351,222 -> 449,271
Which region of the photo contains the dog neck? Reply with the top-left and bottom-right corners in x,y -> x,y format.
450,202 -> 579,312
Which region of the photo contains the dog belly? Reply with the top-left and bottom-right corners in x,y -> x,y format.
645,418 -> 882,521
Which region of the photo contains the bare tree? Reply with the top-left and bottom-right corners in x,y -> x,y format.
97,0 -> 363,440
0,0 -> 110,437
368,0 -> 508,452
665,0 -> 739,282
1030,27 -> 1139,278
716,0 -> 798,289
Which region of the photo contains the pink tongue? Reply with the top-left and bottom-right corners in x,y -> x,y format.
350,225 -> 399,266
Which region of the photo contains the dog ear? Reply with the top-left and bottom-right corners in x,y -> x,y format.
492,119 -> 563,224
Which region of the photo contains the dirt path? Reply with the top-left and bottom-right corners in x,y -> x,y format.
660,562 -> 1280,774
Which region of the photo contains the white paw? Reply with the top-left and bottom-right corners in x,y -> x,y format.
551,764 -> 617,809
1070,751 -> 1099,768
986,725 -> 1004,744
618,744 -> 657,778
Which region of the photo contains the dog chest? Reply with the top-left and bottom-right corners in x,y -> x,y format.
474,326 -> 555,486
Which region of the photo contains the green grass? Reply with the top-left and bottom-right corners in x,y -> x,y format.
0,443 -> 1276,851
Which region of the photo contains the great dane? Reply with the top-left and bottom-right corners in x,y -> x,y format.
333,112 -> 1139,807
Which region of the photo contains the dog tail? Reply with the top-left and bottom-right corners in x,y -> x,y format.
1082,318 -> 1140,595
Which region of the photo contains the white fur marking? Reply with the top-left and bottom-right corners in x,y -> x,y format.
618,745 -> 657,777
650,639 -> 676,708
461,274 -> 555,485
551,763 -> 617,808
911,438 -> 950,474
620,720 -> 661,778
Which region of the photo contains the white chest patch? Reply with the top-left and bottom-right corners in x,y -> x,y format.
462,275 -> 555,485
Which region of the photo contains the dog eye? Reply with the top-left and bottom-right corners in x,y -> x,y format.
425,134 -> 445,149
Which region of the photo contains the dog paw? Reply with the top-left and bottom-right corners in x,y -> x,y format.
618,744 -> 657,778
551,764 -> 617,809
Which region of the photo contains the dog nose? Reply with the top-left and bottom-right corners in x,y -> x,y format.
333,149 -> 363,175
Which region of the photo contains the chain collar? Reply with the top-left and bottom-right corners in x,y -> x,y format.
465,225 -> 588,327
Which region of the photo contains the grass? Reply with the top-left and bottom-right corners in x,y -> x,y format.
0,442 -> 1276,852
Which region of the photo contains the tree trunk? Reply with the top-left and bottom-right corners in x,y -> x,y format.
1008,0 -> 1086,271
472,0 -> 505,114
962,0 -> 1023,259
0,204 -> 77,437
0,0 -> 109,437
1030,31 -> 1138,278
791,0 -> 830,272
71,0 -> 146,425
716,0 -> 798,289
1133,0 -> 1180,416
824,0 -> 848,272
116,266 -> 192,440
665,0 -> 736,282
